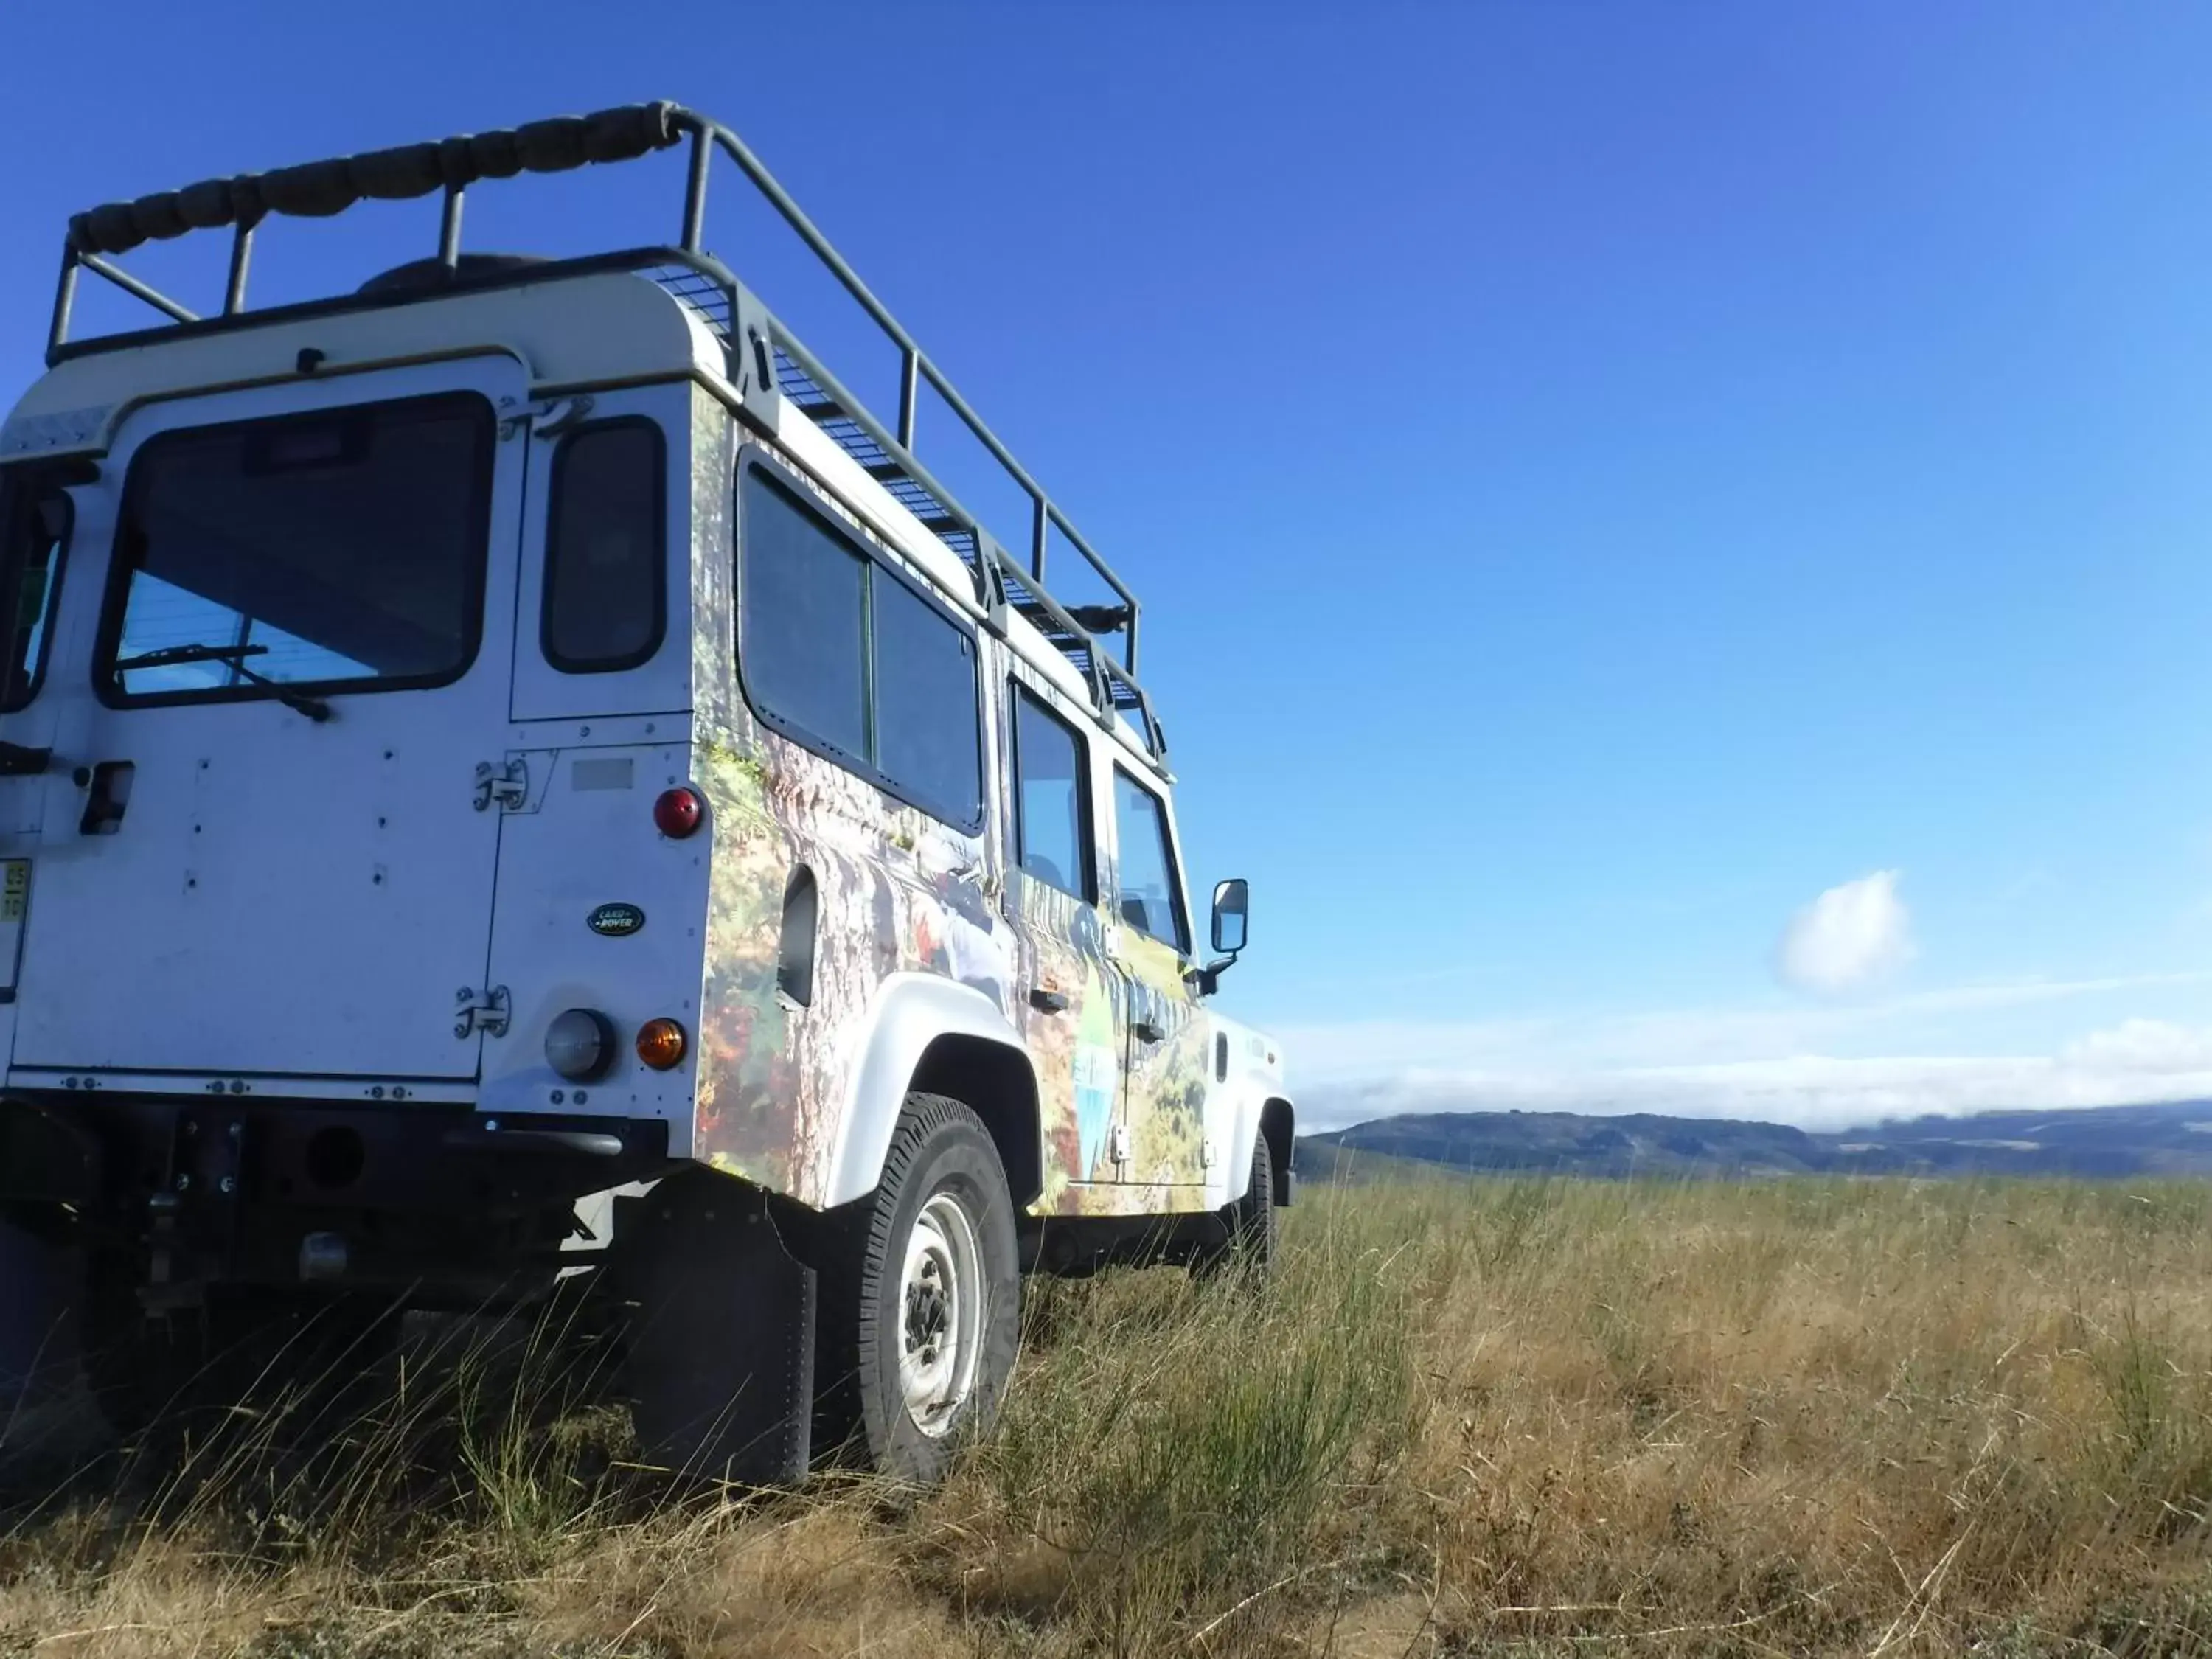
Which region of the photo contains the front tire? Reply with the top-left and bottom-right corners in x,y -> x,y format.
1196,1129 -> 1279,1279
822,1093 -> 1020,1486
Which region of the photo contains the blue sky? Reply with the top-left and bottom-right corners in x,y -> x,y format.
5,2 -> 2210,1128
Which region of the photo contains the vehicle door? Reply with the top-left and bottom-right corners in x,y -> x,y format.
1001,671 -> 1123,1202
0,462 -> 78,1010
10,356 -> 529,1085
481,384 -> 703,1123
1105,762 -> 1209,1189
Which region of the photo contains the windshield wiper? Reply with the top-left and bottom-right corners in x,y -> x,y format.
111,642 -> 333,723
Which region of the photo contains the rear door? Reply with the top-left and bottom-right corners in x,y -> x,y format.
11,356 -> 529,1084
479,383 -> 701,1127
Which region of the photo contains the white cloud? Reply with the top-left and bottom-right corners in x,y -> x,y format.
1284,974 -> 2209,1085
1278,977 -> 2212,1134
1777,870 -> 1913,993
2062,1019 -> 2212,1072
1298,1049 -> 2212,1135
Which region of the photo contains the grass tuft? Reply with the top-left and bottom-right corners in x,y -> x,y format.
7,1175 -> 2212,1655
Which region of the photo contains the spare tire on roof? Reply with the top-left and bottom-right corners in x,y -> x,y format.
68,101 -> 684,257
355,254 -> 549,297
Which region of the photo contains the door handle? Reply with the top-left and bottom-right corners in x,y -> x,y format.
1131,1018 -> 1166,1044
79,760 -> 134,835
1029,987 -> 1070,1015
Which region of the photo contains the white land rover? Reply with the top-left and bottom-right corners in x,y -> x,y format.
0,102 -> 1293,1484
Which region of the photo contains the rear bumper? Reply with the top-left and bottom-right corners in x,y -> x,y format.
0,1092 -> 675,1304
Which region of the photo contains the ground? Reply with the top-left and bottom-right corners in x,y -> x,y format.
5,1175 -> 2212,1656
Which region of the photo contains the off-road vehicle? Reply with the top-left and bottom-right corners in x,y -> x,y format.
0,102 -> 1293,1483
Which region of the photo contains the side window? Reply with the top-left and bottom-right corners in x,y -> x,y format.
741,467 -> 868,759
1010,684 -> 1091,900
0,478 -> 69,712
738,462 -> 983,828
543,420 -> 665,672
874,574 -> 983,829
1112,768 -> 1190,953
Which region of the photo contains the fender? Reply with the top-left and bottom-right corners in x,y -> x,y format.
1215,1089 -> 1296,1208
819,970 -> 1042,1210
1203,1011 -> 1295,1211
1225,1096 -> 1262,1207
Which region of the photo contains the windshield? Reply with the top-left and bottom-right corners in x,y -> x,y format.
102,392 -> 493,702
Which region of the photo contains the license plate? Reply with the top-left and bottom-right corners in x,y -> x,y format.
1,860 -> 28,923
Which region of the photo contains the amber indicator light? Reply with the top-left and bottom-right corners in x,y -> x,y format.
636,1017 -> 689,1070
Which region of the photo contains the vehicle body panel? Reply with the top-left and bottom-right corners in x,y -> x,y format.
0,247 -> 1291,1256
11,356 -> 529,1083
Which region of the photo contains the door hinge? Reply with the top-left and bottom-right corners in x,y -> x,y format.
454,984 -> 512,1039
1110,1123 -> 1131,1166
498,394 -> 596,442
1201,1137 -> 1217,1169
473,757 -> 529,812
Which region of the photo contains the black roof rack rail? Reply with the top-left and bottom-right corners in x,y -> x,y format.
43,101 -> 1161,761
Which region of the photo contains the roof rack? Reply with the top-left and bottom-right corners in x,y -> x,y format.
44,101 -> 1166,763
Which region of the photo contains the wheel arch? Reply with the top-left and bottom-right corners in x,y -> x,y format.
821,972 -> 1043,1210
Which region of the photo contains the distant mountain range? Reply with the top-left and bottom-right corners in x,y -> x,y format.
1297,1099 -> 2212,1183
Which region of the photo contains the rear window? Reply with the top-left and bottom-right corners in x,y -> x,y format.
0,473 -> 69,712
102,393 -> 493,702
543,420 -> 665,673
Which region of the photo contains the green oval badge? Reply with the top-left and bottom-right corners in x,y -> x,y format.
588,902 -> 645,938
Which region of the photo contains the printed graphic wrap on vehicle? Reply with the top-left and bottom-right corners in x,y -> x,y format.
689,426 -> 1017,1207
1117,926 -> 1211,1193
675,411 -> 1252,1220
1006,872 -> 1120,1210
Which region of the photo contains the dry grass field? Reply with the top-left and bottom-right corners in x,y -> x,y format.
6,1174 -> 2212,1657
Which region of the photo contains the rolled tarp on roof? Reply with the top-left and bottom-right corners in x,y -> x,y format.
68,101 -> 685,257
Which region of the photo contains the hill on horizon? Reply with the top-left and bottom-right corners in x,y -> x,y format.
1297,1098 -> 2212,1183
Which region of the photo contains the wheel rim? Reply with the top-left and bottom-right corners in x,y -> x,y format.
898,1188 -> 986,1438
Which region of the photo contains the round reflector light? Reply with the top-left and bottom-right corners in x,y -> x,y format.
546,1007 -> 616,1082
653,786 -> 704,838
636,1017 -> 689,1071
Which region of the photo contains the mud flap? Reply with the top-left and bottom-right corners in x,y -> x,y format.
609,1173 -> 815,1486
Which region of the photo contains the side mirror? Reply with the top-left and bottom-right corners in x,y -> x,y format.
1210,877 -> 1249,957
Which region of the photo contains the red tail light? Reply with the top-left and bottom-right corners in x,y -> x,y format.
653,785 -> 704,838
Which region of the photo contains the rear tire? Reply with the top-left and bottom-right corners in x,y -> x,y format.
817,1093 -> 1020,1487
